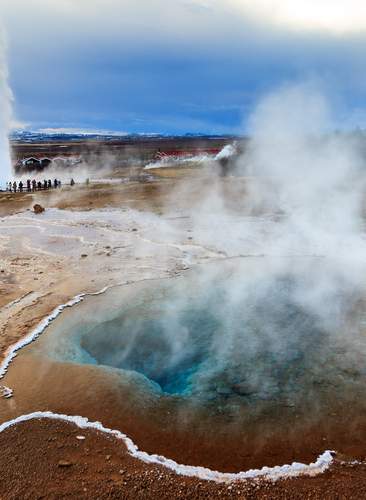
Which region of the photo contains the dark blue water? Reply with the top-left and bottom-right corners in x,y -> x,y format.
75,274 -> 348,402
80,305 -> 218,395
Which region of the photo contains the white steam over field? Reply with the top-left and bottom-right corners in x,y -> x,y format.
119,82 -> 366,406
243,82 -> 366,308
27,82 -> 366,419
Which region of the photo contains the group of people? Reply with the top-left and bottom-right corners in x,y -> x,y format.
7,178 -> 62,193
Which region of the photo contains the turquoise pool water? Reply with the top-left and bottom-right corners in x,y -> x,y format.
36,259 -> 366,409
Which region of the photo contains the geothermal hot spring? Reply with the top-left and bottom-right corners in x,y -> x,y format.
4,257 -> 366,472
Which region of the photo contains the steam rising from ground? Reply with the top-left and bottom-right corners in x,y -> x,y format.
0,27 -> 12,188
45,83 -> 366,415
145,153 -> 213,170
138,82 -> 366,404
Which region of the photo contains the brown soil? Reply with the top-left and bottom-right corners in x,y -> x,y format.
3,346 -> 366,475
1,418 -> 366,499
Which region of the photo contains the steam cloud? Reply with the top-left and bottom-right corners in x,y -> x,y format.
104,81 -> 366,408
55,81 -> 366,431
0,26 -> 12,188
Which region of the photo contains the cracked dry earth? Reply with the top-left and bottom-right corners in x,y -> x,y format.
1,182 -> 366,498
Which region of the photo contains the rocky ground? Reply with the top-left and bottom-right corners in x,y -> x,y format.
1,176 -> 366,498
1,418 -> 366,499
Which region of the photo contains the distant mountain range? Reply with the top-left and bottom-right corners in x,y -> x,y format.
10,130 -> 237,143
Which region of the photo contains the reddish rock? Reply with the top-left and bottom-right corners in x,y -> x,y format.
33,204 -> 45,214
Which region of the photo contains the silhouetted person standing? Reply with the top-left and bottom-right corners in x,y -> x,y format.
19,181 -> 23,193
32,180 -> 37,192
37,181 -> 42,190
12,181 -> 17,193
27,179 -> 31,192
70,178 -> 75,186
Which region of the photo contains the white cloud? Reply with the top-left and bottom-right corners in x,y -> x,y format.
3,0 -> 366,38
3,0 -> 366,53
228,0 -> 366,34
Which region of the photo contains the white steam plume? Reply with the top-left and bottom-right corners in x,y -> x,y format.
0,26 -> 13,188
132,81 -> 366,407
245,82 -> 366,265
68,82 -> 366,414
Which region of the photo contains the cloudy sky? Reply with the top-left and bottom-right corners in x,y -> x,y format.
2,0 -> 366,134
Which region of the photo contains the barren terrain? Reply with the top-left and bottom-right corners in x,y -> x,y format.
1,161 -> 366,498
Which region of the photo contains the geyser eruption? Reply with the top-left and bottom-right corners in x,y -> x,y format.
0,27 -> 13,188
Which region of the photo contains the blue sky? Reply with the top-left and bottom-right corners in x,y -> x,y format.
2,0 -> 366,135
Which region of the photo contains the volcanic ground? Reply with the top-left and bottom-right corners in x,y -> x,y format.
1,157 -> 366,498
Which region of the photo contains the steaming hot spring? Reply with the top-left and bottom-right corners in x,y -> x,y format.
5,257 -> 366,472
